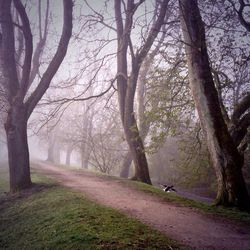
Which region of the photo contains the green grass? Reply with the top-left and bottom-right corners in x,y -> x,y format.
0,166 -> 185,250
126,180 -> 250,223
43,162 -> 250,223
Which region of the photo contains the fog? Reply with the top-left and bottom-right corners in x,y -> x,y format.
0,0 -> 249,202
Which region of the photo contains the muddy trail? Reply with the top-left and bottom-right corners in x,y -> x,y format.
34,162 -> 250,250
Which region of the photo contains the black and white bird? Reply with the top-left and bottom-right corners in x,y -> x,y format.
159,184 -> 177,193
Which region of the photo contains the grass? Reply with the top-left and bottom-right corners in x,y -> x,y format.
42,162 -> 250,223
125,180 -> 250,223
0,165 -> 185,250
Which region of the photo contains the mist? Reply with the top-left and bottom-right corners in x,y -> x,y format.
0,0 -> 249,207
1,1 -> 250,249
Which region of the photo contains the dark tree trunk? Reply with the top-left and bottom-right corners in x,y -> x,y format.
179,0 -> 250,210
123,101 -> 151,183
124,112 -> 151,184
0,0 -> 73,193
120,151 -> 133,178
5,103 -> 31,192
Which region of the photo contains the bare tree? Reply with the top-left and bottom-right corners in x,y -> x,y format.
114,0 -> 169,184
0,0 -> 73,192
120,20 -> 171,178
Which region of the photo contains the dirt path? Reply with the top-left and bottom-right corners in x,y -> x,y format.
34,162 -> 250,250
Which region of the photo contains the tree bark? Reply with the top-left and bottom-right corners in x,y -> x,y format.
5,103 -> 31,192
179,0 -> 250,210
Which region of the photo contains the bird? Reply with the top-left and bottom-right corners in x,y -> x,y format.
159,184 -> 177,193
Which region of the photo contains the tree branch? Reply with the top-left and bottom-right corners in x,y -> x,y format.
13,0 -> 33,99
40,78 -> 115,105
228,0 -> 250,31
237,0 -> 250,32
84,0 -> 117,32
15,14 -> 24,73
0,0 -> 19,100
136,0 -> 169,65
26,0 -> 73,118
231,92 -> 250,124
230,111 -> 250,147
211,68 -> 230,125
115,0 -> 124,37
28,0 -> 49,87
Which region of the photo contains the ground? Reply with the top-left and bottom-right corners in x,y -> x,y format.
35,162 -> 250,250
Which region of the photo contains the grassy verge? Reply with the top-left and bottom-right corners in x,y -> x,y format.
126,180 -> 250,223
40,162 -> 250,223
0,166 -> 185,250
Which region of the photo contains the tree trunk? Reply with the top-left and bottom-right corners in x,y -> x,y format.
0,0 -> 73,193
120,45 -> 158,179
65,145 -> 73,165
124,112 -> 151,184
54,145 -> 60,164
120,151 -> 133,178
47,135 -> 55,163
5,103 -> 31,192
80,142 -> 90,169
81,153 -> 83,168
179,0 -> 250,210
119,115 -> 150,179
46,133 -> 60,164
83,150 -> 90,169
81,149 -> 90,169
